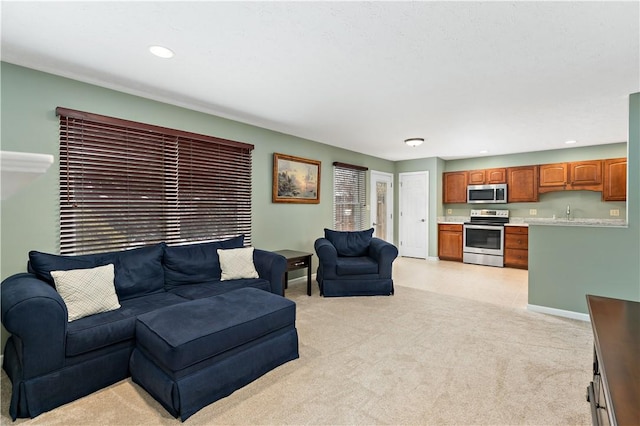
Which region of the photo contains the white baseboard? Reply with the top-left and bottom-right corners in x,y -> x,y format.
527,304 -> 590,322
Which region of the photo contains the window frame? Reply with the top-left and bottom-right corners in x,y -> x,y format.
57,107 -> 254,255
332,162 -> 368,231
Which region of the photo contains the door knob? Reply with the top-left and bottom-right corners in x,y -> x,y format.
421,219 -> 426,222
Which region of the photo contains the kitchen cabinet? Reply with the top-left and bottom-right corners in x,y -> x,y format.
539,160 -> 603,193
504,226 -> 528,269
468,170 -> 485,185
438,224 -> 463,261
603,158 -> 627,201
443,172 -> 467,204
468,168 -> 506,185
539,163 -> 568,188
507,166 -> 539,202
570,160 -> 602,187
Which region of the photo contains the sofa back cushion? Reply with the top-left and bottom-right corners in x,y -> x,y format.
28,243 -> 166,301
163,235 -> 245,288
324,228 -> 374,257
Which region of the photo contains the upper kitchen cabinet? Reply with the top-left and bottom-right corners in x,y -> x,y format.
539,160 -> 603,193
443,171 -> 467,203
570,160 -> 602,188
468,168 -> 506,185
507,165 -> 539,202
603,158 -> 627,201
539,163 -> 568,190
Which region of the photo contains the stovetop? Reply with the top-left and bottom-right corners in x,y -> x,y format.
465,209 -> 510,225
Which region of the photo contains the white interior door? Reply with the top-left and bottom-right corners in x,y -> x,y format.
370,171 -> 394,242
399,171 -> 429,259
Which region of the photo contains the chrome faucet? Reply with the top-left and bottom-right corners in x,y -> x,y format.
566,204 -> 571,220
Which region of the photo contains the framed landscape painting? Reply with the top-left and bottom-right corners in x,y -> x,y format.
272,153 -> 321,204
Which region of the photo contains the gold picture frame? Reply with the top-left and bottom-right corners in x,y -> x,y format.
272,153 -> 321,204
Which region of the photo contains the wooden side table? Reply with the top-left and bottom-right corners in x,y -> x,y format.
274,250 -> 313,296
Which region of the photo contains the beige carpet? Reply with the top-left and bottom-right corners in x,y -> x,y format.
1,273 -> 593,425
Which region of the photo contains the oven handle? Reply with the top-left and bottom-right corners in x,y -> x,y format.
464,224 -> 504,231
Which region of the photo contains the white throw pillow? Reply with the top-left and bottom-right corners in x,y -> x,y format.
51,264 -> 121,322
217,247 -> 259,281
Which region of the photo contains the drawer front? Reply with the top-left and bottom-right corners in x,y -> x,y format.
505,226 -> 528,235
505,234 -> 528,250
438,224 -> 463,232
287,257 -> 309,270
505,249 -> 528,268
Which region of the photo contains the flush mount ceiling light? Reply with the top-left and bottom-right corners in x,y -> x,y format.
404,138 -> 424,147
565,140 -> 577,145
149,45 -> 174,59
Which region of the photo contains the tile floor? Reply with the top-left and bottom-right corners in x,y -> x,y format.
392,256 -> 529,309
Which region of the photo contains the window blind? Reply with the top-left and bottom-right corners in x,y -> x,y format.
333,162 -> 368,231
58,107 -> 253,255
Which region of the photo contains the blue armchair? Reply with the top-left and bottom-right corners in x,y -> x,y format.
314,228 -> 398,297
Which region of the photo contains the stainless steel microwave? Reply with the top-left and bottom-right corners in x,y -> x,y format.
467,184 -> 507,204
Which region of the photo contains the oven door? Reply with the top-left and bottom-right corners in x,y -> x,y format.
463,224 -> 504,256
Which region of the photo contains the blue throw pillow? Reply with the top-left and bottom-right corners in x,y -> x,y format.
324,228 -> 374,257
29,243 -> 166,300
29,251 -> 97,285
163,235 -> 245,287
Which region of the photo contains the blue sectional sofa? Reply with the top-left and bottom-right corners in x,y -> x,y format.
0,236 -> 288,420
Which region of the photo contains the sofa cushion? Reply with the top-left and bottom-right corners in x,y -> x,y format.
324,228 -> 374,257
218,247 -> 259,280
336,256 -> 379,275
168,279 -> 271,300
163,235 -> 245,288
51,264 -> 121,322
29,243 -> 166,301
65,292 -> 187,357
135,288 -> 296,371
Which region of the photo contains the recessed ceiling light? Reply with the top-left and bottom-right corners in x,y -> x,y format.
149,45 -> 174,59
479,150 -> 489,154
565,140 -> 577,145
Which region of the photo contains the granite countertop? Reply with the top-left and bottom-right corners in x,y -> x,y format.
437,217 -> 627,228
524,218 -> 628,228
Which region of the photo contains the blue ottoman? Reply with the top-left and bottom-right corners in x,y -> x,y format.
130,287 -> 299,421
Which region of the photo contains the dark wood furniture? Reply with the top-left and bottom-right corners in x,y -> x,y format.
274,250 -> 313,296
586,295 -> 640,426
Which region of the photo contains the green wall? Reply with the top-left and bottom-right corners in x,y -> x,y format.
528,93 -> 640,314
1,60 -> 637,348
0,62 -> 394,281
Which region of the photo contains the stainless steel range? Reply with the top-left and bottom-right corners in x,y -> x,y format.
463,209 -> 509,267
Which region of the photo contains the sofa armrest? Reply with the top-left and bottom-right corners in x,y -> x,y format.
314,238 -> 338,279
369,238 -> 399,278
1,273 -> 67,379
253,249 -> 286,295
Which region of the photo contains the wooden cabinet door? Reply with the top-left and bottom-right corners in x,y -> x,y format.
507,166 -> 539,202
438,224 -> 463,261
570,160 -> 602,186
443,172 -> 467,204
539,163 -> 567,187
467,170 -> 485,185
603,158 -> 627,201
485,168 -> 507,184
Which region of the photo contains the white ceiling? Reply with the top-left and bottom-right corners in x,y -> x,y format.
1,1 -> 639,161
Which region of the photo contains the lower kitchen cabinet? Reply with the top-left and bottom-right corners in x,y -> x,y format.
438,224 -> 463,261
504,226 -> 528,269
